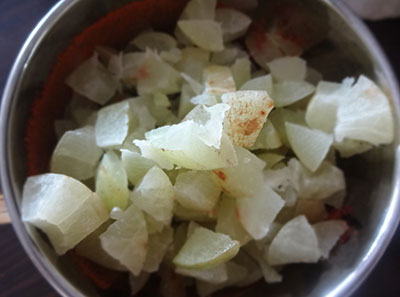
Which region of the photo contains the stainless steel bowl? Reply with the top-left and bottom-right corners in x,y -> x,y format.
1,0 -> 400,296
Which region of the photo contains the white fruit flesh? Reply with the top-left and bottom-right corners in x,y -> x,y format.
178,20 -> 224,52
51,126 -> 102,180
132,166 -> 175,225
100,204 -> 148,276
21,174 -> 108,255
173,227 -> 240,269
215,8 -> 252,42
313,220 -> 348,259
132,31 -> 177,52
267,56 -> 307,81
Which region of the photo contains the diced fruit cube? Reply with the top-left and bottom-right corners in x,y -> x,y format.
212,146 -> 265,198
65,54 -> 117,105
335,75 -> 394,145
176,47 -> 210,83
180,0 -> 217,20
216,196 -> 251,246
51,126 -> 103,180
268,215 -> 321,265
236,184 -> 285,240
285,122 -> 333,172
240,74 -> 273,94
100,204 -> 148,276
131,166 -> 175,225
178,20 -> 224,52
96,151 -> 130,211
215,8 -> 252,42
251,121 -> 282,150
272,80 -> 315,108
121,149 -> 157,185
173,227 -> 239,269
174,202 -> 217,222
231,57 -> 251,89
136,50 -> 182,96
21,174 -> 108,255
175,170 -> 221,212
267,57 -> 307,81
95,101 -> 132,148
222,91 -> 274,148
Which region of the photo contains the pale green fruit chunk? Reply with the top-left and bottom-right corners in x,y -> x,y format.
268,215 -> 321,265
257,153 -> 285,169
237,184 -> 284,240
216,196 -> 251,246
263,166 -> 296,207
240,74 -> 273,94
215,8 -> 252,42
305,80 -> 352,133
51,126 -> 103,181
294,199 -> 327,223
75,221 -> 126,271
21,174 -> 108,255
313,220 -> 348,259
203,65 -> 236,97
211,47 -> 239,65
144,213 -> 165,235
175,170 -> 221,212
121,149 -> 157,185
173,227 -> 239,269
251,121 -> 282,150
334,138 -> 373,158
285,122 -> 333,172
269,108 -> 306,147
231,57 -> 251,89
267,56 -> 307,81
174,202 -> 217,222
121,52 -> 145,87
129,97 -> 157,132
212,146 -> 265,198
181,73 -> 204,95
100,204 -> 148,276
196,261 -> 247,297
272,80 -> 315,107
136,50 -> 182,96
176,263 -> 228,284
176,47 -> 210,83
187,220 -> 202,238
143,227 -> 174,272
222,91 -> 274,148
180,0 -> 217,20
95,100 -> 132,148
335,75 -> 394,145
132,31 -> 177,52
135,121 -> 237,170
65,54 -> 117,105
96,151 -> 130,211
288,158 -> 345,200
132,140 -> 174,170
160,47 -> 182,64
178,20 -> 224,52
131,166 -> 175,225
178,84 -> 196,119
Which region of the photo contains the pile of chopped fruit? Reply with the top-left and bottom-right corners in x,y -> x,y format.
21,0 -> 394,296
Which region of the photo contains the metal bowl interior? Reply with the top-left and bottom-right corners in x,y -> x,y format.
1,0 -> 400,297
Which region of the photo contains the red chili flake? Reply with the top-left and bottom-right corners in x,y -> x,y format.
213,170 -> 227,181
260,110 -> 266,116
327,205 -> 353,220
136,66 -> 149,80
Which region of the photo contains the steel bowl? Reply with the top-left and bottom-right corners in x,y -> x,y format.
1,0 -> 400,296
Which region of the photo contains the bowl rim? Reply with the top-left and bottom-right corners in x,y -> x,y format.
1,0 -> 400,297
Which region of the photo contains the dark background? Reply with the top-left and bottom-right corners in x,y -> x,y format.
0,1 -> 400,296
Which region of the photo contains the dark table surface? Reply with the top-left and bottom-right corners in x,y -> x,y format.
1,1 -> 400,297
